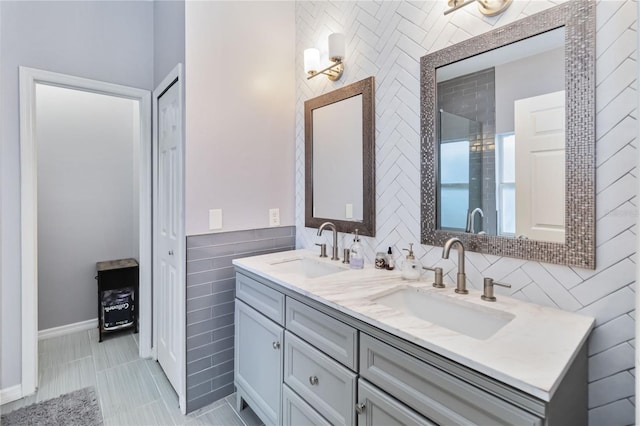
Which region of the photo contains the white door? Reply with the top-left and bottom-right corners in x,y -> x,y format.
153,66 -> 185,407
514,90 -> 565,243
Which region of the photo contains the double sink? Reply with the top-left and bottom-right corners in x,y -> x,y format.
269,256 -> 514,340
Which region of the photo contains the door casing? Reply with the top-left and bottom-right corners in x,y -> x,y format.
18,66 -> 153,397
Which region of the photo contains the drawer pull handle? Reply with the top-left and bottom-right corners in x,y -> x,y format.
272,341 -> 281,350
355,403 -> 366,414
309,376 -> 319,386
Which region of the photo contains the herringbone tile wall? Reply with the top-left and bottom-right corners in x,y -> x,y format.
294,1 -> 637,424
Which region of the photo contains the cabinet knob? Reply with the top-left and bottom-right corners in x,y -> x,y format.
309,376 -> 319,386
272,341 -> 281,350
355,403 -> 366,414
168,250 -> 174,256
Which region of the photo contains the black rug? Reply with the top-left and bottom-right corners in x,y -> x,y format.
0,387 -> 102,426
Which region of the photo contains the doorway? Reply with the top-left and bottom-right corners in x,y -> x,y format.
19,67 -> 152,397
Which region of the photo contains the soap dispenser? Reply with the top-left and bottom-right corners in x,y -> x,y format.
401,243 -> 422,280
349,229 -> 364,269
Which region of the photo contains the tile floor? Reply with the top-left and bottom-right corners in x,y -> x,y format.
0,329 -> 262,426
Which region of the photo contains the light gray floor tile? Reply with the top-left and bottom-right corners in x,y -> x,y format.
236,405 -> 264,426
143,357 -> 167,378
96,359 -> 160,419
149,364 -> 184,425
1,331 -> 244,425
226,394 -> 264,426
185,397 -> 228,419
104,399 -> 174,426
90,330 -> 140,371
189,404 -> 245,426
224,393 -> 236,407
38,331 -> 92,369
0,393 -> 37,414
36,357 -> 96,402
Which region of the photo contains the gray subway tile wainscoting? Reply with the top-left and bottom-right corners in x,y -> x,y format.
186,226 -> 296,412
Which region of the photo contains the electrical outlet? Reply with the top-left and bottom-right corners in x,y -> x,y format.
209,209 -> 222,230
269,208 -> 280,227
345,203 -> 353,219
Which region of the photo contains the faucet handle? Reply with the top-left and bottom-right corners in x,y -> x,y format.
315,243 -> 328,258
423,266 -> 445,288
481,277 -> 511,302
342,248 -> 350,264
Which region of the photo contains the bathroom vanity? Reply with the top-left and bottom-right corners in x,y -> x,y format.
233,250 -> 594,426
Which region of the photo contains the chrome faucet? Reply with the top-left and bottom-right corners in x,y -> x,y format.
465,207 -> 484,233
442,237 -> 468,294
317,222 -> 340,261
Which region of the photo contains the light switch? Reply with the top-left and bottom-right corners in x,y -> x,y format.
269,208 -> 280,227
209,209 -> 223,230
345,203 -> 353,219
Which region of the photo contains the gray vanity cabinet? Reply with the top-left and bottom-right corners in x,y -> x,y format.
359,334 -> 542,426
356,379 -> 436,426
234,299 -> 284,426
282,384 -> 332,426
284,331 -> 357,426
234,269 -> 586,426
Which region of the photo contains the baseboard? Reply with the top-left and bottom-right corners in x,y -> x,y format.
38,318 -> 98,340
0,384 -> 22,405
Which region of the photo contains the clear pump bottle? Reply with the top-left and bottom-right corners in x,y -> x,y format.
401,243 -> 422,280
349,229 -> 364,269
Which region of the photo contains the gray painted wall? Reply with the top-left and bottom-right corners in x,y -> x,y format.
0,0 -> 153,389
184,1 -> 296,235
185,226 -> 295,412
36,84 -> 138,330
153,0 -> 185,87
495,47 -> 565,134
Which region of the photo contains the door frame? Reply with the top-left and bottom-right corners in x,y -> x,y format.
18,67 -> 153,396
152,63 -> 186,413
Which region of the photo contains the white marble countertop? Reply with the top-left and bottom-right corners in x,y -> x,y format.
233,249 -> 594,402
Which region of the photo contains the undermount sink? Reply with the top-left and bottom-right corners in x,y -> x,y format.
371,287 -> 515,340
270,257 -> 349,279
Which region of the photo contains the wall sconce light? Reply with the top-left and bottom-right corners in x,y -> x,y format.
304,33 -> 345,81
444,0 -> 512,16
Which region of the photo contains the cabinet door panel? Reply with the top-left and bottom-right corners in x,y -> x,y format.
235,300 -> 284,425
357,379 -> 436,426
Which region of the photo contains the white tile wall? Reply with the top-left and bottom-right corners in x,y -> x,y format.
294,1 -> 637,424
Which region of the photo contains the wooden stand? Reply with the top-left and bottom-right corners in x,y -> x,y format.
96,258 -> 139,342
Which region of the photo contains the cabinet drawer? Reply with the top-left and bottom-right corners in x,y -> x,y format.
360,334 -> 542,426
284,331 -> 357,426
286,297 -> 358,370
282,384 -> 331,426
236,272 -> 285,326
357,379 -> 436,426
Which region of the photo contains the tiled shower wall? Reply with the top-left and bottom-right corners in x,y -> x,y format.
437,69 -> 497,234
295,1 -> 637,424
185,226 -> 295,412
